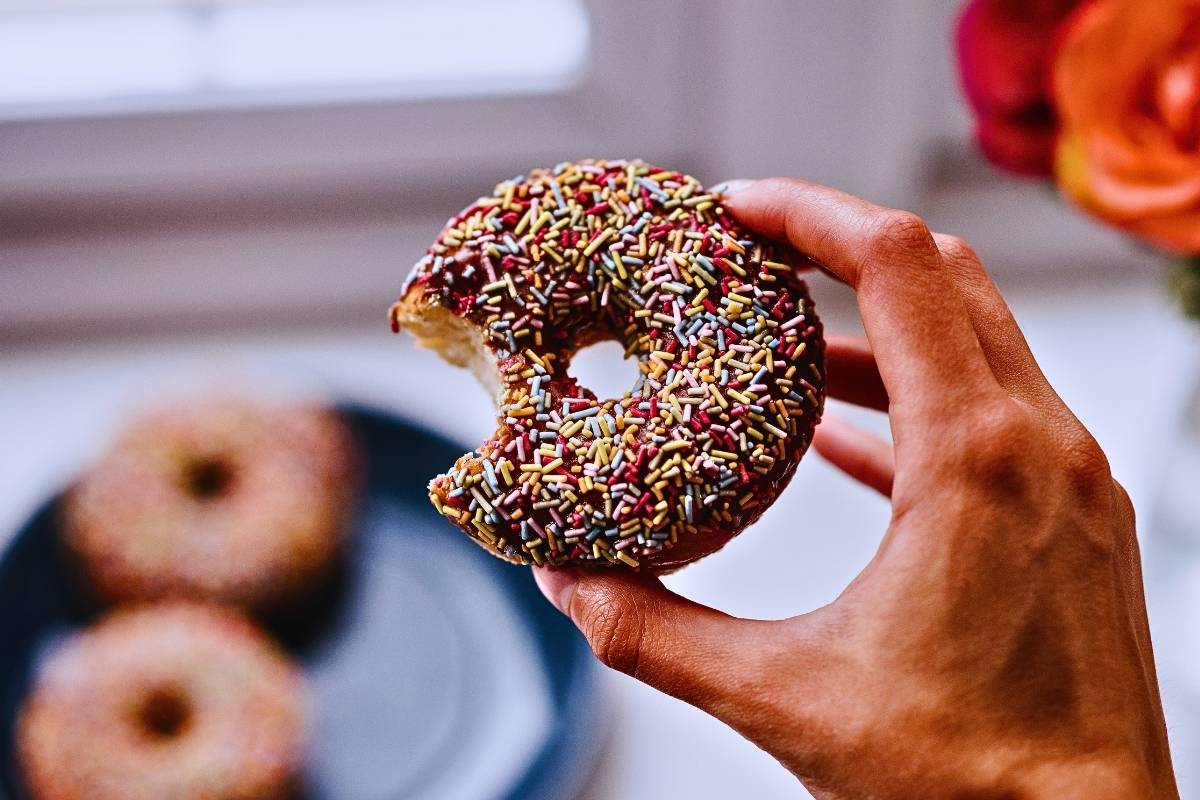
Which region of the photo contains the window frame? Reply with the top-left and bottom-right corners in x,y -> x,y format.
0,0 -> 709,210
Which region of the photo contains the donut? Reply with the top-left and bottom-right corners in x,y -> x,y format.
391,159 -> 825,571
17,603 -> 308,800
62,399 -> 359,611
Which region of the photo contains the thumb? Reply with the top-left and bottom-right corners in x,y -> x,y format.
532,567 -> 782,721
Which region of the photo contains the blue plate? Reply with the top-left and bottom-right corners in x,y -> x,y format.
0,406 -> 604,800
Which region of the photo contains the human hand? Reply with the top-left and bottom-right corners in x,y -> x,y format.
532,178 -> 1179,799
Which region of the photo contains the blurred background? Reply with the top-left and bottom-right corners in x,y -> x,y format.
1,1 -> 1197,798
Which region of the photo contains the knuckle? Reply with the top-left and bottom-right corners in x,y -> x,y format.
956,403 -> 1041,500
1100,480 -> 1137,557
576,587 -> 646,675
1112,480 -> 1135,522
933,234 -> 980,266
1057,425 -> 1114,496
866,210 -> 934,260
1106,481 -> 1138,554
962,402 -> 1036,454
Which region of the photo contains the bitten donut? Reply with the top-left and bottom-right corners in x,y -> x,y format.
392,159 -> 825,571
17,603 -> 308,800
62,398 -> 358,611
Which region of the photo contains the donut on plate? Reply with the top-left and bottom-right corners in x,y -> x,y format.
392,159 -> 825,571
17,603 -> 308,800
61,398 -> 359,611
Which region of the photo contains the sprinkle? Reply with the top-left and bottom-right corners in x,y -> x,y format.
780,315 -> 806,331
763,423 -> 788,439
582,228 -> 614,257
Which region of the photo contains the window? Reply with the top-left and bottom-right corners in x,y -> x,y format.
0,0 -> 591,119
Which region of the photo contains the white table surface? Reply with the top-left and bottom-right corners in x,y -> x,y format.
2,272 -> 1196,799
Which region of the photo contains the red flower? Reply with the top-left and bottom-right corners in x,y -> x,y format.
955,0 -> 1084,176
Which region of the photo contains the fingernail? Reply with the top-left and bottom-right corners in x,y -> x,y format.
532,567 -> 578,616
710,179 -> 754,197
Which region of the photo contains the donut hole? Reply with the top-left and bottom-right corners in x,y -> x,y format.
182,457 -> 235,500
134,686 -> 192,740
570,339 -> 638,401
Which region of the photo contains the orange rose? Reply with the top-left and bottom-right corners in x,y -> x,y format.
1054,0 -> 1200,254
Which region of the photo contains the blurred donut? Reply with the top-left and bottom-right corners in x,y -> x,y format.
392,159 -> 825,571
62,398 -> 359,611
17,603 -> 308,800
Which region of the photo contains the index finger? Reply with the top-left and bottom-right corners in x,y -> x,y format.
721,178 -> 1001,423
